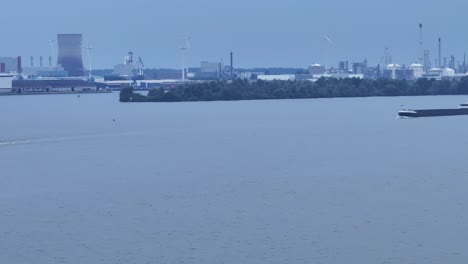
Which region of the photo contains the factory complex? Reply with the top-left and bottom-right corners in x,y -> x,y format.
0,34 -> 101,95
1,24 -> 468,95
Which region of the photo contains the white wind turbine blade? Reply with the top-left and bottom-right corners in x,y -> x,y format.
323,34 -> 335,47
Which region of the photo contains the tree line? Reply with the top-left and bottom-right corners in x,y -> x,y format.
120,77 -> 468,102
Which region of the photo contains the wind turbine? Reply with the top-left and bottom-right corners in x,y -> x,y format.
178,37 -> 191,81
322,34 -> 336,70
48,39 -> 55,66
82,44 -> 93,80
323,34 -> 336,47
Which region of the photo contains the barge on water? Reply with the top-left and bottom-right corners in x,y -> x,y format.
398,104 -> 468,118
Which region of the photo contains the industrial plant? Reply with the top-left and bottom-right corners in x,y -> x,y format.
0,34 -> 98,95
56,34 -> 86,77
1,24 -> 468,95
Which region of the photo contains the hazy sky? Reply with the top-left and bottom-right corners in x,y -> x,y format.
2,0 -> 468,69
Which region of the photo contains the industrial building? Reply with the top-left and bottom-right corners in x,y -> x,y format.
12,79 -> 96,93
177,61 -> 227,80
0,74 -> 13,94
237,71 -> 264,80
0,57 -> 22,73
151,71 -> 182,80
200,61 -> 223,73
113,63 -> 134,77
257,75 -> 295,81
331,73 -> 364,79
23,65 -> 68,77
57,34 -> 85,76
382,64 -> 414,80
113,52 -> 136,76
308,64 -> 325,75
352,61 -> 367,74
338,61 -> 349,73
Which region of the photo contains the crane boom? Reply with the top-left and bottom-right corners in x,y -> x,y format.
138,57 -> 144,68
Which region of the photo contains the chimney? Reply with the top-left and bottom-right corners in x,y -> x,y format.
230,52 -> 233,79
0,63 -> 5,73
17,56 -> 22,73
438,37 -> 442,68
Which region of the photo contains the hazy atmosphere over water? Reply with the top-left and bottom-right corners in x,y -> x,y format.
1,94 -> 468,263
2,0 -> 468,68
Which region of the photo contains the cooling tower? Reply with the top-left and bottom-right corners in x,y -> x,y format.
57,34 -> 85,76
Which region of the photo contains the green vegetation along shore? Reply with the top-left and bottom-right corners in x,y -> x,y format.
120,77 -> 468,103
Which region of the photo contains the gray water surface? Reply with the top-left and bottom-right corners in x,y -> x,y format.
1,93 -> 468,264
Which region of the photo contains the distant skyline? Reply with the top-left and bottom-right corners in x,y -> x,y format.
2,0 -> 468,69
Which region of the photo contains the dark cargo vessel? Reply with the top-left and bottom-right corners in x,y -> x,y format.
399,104 -> 468,117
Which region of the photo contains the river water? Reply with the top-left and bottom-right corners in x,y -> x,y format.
1,93 -> 468,264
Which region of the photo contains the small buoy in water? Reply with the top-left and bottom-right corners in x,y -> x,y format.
113,119 -> 116,122
77,95 -> 80,98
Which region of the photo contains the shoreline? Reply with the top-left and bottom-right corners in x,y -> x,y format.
120,93 -> 468,103
0,90 -> 112,96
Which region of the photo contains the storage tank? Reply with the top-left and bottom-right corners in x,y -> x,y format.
409,63 -> 424,79
442,68 -> 455,77
386,64 -> 400,70
386,64 -> 400,79
428,68 -> 442,75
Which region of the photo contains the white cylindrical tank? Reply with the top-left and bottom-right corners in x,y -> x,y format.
410,63 -> 424,79
428,68 -> 442,74
386,64 -> 400,79
386,64 -> 400,70
442,68 -> 455,77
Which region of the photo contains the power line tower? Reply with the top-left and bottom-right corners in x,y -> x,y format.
384,48 -> 392,65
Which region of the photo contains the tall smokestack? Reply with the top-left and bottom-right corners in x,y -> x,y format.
30,56 -> 34,67
438,37 -> 442,68
40,56 -> 43,67
419,23 -> 423,64
17,56 -> 22,73
49,56 -> 52,67
230,52 -> 233,79
464,53 -> 466,73
0,63 -> 5,73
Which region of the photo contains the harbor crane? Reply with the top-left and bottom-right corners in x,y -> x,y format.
132,56 -> 145,84
135,56 -> 145,76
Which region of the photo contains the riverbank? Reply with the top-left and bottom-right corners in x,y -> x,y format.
120,77 -> 468,103
0,90 -> 111,96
